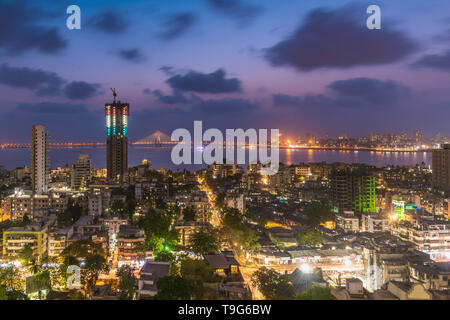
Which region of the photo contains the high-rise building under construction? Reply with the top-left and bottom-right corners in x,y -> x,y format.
105,89 -> 129,182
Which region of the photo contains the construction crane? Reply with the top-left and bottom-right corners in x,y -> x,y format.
110,88 -> 117,102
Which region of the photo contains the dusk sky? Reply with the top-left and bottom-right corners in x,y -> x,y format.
1,0 -> 450,143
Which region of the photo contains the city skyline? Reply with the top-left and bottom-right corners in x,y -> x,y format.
1,0 -> 450,143
2,0 -> 450,305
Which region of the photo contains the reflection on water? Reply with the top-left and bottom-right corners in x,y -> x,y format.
0,147 -> 432,171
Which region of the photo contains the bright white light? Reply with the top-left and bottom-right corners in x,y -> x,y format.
300,263 -> 313,274
344,259 -> 352,266
12,261 -> 22,267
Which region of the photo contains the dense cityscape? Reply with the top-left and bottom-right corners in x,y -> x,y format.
0,93 -> 449,301
0,0 -> 449,308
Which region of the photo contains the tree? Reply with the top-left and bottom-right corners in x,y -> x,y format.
190,229 -> 218,255
116,265 -> 136,300
245,207 -> 268,228
251,268 -> 295,300
138,209 -> 179,254
180,259 -> 215,281
58,198 -> 84,227
110,200 -> 127,216
155,198 -> 167,210
59,240 -> 109,296
83,254 -> 109,294
9,215 -> 30,228
0,286 -> 28,300
0,286 -> 7,300
297,229 -> 323,247
155,251 -> 176,263
302,202 -> 334,226
26,270 -> 51,300
180,259 -> 219,299
0,266 -> 23,291
153,276 -> 190,300
214,193 -> 225,210
239,227 -> 260,251
221,208 -> 260,252
295,285 -> 336,300
18,244 -> 34,267
182,207 -> 196,222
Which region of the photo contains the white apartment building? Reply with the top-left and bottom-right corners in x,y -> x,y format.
31,125 -> 49,194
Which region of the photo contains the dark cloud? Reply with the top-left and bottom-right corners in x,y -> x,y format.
205,0 -> 263,27
63,81 -> 102,100
411,50 -> 450,70
434,29 -> 450,42
142,88 -> 152,95
0,63 -> 65,96
159,66 -> 176,76
117,48 -> 147,63
328,78 -> 411,106
153,90 -> 199,105
166,69 -> 242,94
16,102 -> 87,114
158,13 -> 196,40
273,94 -> 332,108
0,0 -> 67,55
192,98 -> 258,113
265,6 -> 418,71
88,10 -> 129,34
0,64 -> 101,100
274,78 -> 411,108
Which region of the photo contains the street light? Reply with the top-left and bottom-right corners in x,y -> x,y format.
300,263 -> 313,274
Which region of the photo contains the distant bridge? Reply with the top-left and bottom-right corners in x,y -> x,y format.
133,131 -> 177,145
0,142 -> 105,149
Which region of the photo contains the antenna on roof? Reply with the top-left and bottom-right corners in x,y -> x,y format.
111,88 -> 117,102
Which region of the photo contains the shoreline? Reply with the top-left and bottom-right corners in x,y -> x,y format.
0,143 -> 432,153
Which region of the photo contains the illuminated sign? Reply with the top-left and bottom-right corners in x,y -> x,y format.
390,200 -> 406,221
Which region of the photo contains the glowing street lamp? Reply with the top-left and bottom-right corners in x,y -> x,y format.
300,263 -> 313,274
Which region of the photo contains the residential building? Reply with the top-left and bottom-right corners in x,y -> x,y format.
48,228 -> 72,258
432,144 -> 450,191
31,125 -> 49,194
391,221 -> 450,261
137,261 -> 171,299
117,224 -> 145,267
2,216 -> 55,259
174,221 -> 208,247
330,168 -> 376,213
362,213 -> 389,233
336,211 -> 360,232
71,154 -> 92,189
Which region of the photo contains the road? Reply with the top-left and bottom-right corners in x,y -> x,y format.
197,177 -> 221,227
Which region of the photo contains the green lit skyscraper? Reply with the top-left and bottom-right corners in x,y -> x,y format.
330,168 -> 376,214
105,89 -> 129,182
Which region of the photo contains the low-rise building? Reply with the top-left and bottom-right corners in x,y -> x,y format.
48,228 -> 72,258
336,212 -> 359,232
117,225 -> 145,267
2,216 -> 56,260
362,213 -> 389,233
391,220 -> 450,261
174,221 -> 208,247
225,193 -> 245,214
137,261 -> 171,299
409,262 -> 450,291
204,252 -> 240,275
385,281 -> 432,300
